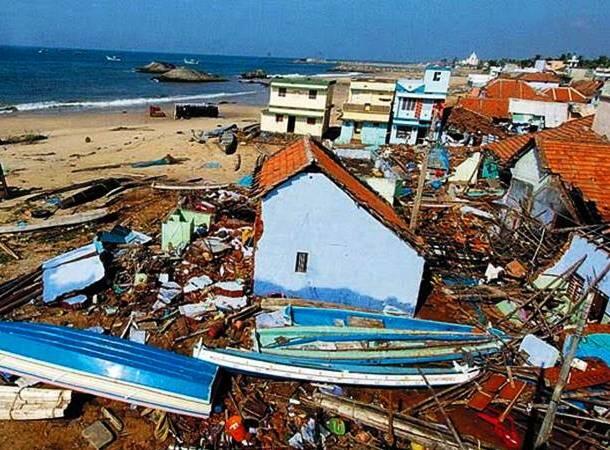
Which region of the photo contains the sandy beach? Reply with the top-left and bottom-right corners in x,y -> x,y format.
0,103 -> 264,193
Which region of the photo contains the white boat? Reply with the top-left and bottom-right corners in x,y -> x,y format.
106,55 -> 121,62
184,58 -> 199,65
194,345 -> 480,387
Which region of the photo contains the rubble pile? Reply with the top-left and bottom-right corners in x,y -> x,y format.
0,136 -> 609,449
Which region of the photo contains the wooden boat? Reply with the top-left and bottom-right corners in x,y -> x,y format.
220,131 -> 237,154
0,322 -> 218,418
252,306 -> 508,365
281,305 -> 507,337
194,345 -> 480,387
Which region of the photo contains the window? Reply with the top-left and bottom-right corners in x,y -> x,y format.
295,252 -> 308,273
307,117 -> 316,125
433,71 -> 442,81
400,98 -> 416,111
308,89 -> 317,99
278,87 -> 287,97
396,125 -> 412,139
275,114 -> 284,122
354,122 -> 362,134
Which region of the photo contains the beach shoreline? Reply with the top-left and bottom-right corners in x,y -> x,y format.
0,102 -> 264,197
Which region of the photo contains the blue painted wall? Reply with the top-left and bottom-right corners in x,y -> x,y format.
337,121 -> 354,144
253,172 -> 425,313
337,121 -> 387,146
361,122 -> 388,146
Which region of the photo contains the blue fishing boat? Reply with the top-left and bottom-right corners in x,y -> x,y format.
0,322 -> 218,418
282,306 -> 506,336
194,345 -> 480,387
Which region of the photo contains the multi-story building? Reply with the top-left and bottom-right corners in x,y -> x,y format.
389,66 -> 451,145
336,79 -> 395,146
260,78 -> 335,138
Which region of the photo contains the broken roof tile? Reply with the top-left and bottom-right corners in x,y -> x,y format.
484,115 -> 601,163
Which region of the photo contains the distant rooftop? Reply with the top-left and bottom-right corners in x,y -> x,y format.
271,77 -> 335,87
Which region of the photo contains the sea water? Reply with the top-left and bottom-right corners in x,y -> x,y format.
0,46 -> 335,114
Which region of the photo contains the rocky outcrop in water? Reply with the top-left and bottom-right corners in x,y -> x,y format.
239,69 -> 268,80
154,67 -> 227,83
135,61 -> 176,74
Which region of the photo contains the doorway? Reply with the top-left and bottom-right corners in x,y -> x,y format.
287,116 -> 296,133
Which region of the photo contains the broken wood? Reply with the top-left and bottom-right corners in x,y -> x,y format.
0,208 -> 111,234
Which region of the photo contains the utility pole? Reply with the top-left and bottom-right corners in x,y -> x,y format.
534,263 -> 610,448
409,102 -> 443,232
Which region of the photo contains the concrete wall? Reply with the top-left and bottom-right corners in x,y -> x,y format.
423,68 -> 451,94
509,99 -> 568,128
253,172 -> 424,313
337,121 -> 388,145
269,85 -> 330,110
389,124 -> 418,145
261,112 -> 287,134
361,122 -> 388,145
593,95 -> 610,139
511,148 -> 546,191
337,121 -> 354,144
261,112 -> 325,137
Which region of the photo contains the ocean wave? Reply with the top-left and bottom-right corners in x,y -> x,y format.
7,91 -> 258,113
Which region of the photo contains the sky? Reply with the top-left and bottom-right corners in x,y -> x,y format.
1,0 -> 609,61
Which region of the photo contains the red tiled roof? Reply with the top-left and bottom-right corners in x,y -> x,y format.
457,97 -> 510,119
537,137 -> 610,220
446,106 -> 509,138
255,137 -> 419,245
543,87 -> 587,103
484,79 -> 546,100
514,72 -> 562,83
570,80 -> 604,98
484,115 -> 600,163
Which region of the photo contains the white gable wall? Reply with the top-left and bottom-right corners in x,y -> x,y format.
253,172 -> 425,313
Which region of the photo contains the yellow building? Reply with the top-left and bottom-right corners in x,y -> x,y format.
260,78 -> 335,138
337,79 -> 395,145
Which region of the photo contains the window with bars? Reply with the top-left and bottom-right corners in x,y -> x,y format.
278,87 -> 287,97
400,98 -> 416,111
295,252 -> 308,273
309,89 -> 317,99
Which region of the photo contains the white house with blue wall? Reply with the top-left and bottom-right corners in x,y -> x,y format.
336,79 -> 395,146
389,66 -> 451,145
252,137 -> 426,314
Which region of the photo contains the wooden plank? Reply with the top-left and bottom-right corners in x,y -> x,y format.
0,208 -> 110,234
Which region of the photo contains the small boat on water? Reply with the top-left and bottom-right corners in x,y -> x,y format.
0,322 -> 218,418
184,58 -> 199,65
105,55 -> 121,62
220,130 -> 238,154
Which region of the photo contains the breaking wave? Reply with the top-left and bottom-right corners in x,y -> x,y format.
5,91 -> 258,113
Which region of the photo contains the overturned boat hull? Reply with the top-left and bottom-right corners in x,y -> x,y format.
0,322 -> 218,418
194,347 -> 480,387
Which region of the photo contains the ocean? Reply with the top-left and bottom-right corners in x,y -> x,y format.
0,46 -> 338,114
